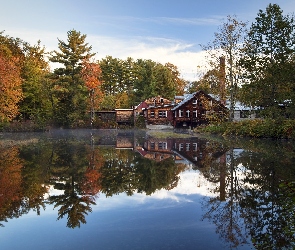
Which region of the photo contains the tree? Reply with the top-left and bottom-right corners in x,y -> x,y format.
134,59 -> 183,103
240,4 -> 295,118
50,29 -> 95,127
0,45 -> 23,123
165,62 -> 186,96
188,69 -> 220,94
202,16 -> 247,120
20,41 -> 52,127
99,56 -> 135,109
81,60 -> 102,127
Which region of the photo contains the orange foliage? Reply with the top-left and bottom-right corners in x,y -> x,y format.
81,60 -> 103,110
81,60 -> 102,90
82,168 -> 101,195
0,147 -> 23,213
0,52 -> 23,122
80,148 -> 104,196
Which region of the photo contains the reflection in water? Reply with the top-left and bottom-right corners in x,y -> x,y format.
0,130 -> 295,249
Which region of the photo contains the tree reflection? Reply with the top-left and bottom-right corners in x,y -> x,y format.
2,131 -> 295,241
238,149 -> 295,249
200,138 -> 295,249
49,185 -> 95,228
0,135 -> 185,229
201,148 -> 249,248
99,147 -> 182,197
47,140 -> 98,228
134,155 -> 180,195
0,145 -> 49,227
0,146 -> 23,227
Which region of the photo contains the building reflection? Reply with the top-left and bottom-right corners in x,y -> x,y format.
112,133 -> 228,170
1,131 -> 295,249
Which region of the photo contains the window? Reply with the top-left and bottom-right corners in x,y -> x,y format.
186,143 -> 190,151
150,142 -> 155,150
193,99 -> 197,106
150,111 -> 155,117
158,142 -> 167,149
179,110 -> 184,117
179,143 -> 183,151
158,110 -> 167,118
193,110 -> 197,117
193,143 -> 197,151
186,110 -> 190,117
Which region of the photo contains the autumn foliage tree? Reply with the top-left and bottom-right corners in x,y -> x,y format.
81,60 -> 102,126
0,48 -> 22,123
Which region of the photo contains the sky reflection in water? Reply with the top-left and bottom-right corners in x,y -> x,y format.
1,129 -> 294,249
1,171 -> 238,250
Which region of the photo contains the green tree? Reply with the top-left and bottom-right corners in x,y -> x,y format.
165,62 -> 186,96
240,4 -> 295,118
49,29 -> 95,127
188,69 -> 220,94
99,56 -> 136,109
99,56 -> 122,96
20,41 -> 52,127
133,59 -> 157,103
153,63 -> 178,100
133,59 -> 182,103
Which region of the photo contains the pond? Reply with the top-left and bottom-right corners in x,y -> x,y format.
0,129 -> 294,250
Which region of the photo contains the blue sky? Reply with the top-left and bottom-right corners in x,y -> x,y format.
1,0 -> 295,80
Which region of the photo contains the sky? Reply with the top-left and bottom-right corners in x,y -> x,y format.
1,0 -> 295,81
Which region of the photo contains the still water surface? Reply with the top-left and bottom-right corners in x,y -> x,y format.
0,129 -> 294,250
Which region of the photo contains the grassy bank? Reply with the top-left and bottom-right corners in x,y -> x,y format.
147,130 -> 193,139
195,119 -> 295,139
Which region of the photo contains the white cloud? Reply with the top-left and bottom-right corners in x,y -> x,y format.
157,16 -> 224,26
92,169 -> 216,211
88,35 -> 209,81
4,29 -> 209,81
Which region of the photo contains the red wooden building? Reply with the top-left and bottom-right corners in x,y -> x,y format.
171,91 -> 227,128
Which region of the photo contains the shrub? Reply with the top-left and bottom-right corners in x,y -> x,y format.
196,119 -> 295,139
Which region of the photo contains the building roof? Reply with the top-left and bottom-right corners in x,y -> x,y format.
209,94 -> 258,111
225,101 -> 259,111
171,92 -> 196,111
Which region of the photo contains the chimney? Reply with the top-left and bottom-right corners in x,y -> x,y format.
219,56 -> 226,105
